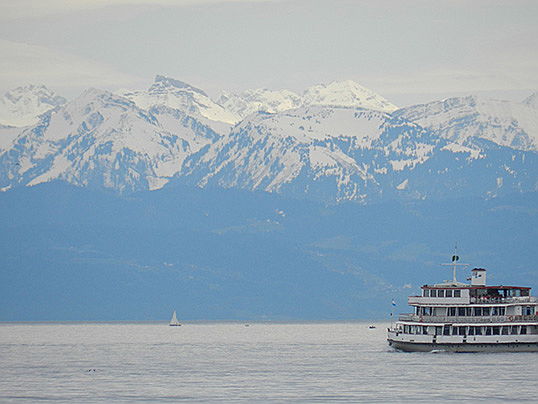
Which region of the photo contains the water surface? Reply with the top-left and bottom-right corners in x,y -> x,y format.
1,322 -> 536,402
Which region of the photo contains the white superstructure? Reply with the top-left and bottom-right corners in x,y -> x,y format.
387,260 -> 538,352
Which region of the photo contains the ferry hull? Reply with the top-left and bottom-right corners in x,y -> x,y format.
388,339 -> 538,353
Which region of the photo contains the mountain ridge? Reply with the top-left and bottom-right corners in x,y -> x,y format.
0,84 -> 67,127
0,77 -> 536,203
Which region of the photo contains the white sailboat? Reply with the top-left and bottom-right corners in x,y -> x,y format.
169,310 -> 181,326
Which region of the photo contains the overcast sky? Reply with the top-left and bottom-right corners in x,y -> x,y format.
1,0 -> 537,106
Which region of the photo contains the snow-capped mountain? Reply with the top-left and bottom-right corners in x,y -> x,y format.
119,75 -> 240,127
396,95 -> 538,151
218,80 -> 398,120
182,106 -> 427,202
0,85 -> 67,127
218,88 -> 303,119
181,105 -> 536,203
0,88 -> 220,192
303,80 -> 398,112
0,77 -> 536,203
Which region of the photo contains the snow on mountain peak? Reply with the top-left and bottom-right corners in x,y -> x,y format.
183,104 -> 442,202
303,80 -> 399,113
396,95 -> 538,151
218,88 -> 303,118
523,92 -> 538,109
234,105 -> 390,144
119,75 -> 240,125
219,80 -> 399,119
153,75 -> 208,97
0,84 -> 67,127
75,87 -> 131,107
0,86 -> 223,193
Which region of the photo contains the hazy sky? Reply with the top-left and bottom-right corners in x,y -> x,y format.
1,0 -> 537,106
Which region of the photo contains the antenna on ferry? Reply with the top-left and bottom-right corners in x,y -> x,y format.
441,244 -> 469,283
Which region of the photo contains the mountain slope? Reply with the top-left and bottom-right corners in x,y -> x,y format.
0,89 -> 221,192
303,80 -> 398,112
119,75 -> 240,127
396,95 -> 538,151
523,92 -> 538,109
218,88 -> 303,119
181,104 -> 537,203
0,85 -> 66,127
1,183 -> 536,320
218,80 -> 398,120
1,79 -> 536,203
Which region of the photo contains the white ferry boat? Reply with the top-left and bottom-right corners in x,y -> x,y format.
388,258 -> 538,352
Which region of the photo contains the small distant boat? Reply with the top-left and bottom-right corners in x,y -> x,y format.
169,311 -> 181,326
369,325 -> 376,329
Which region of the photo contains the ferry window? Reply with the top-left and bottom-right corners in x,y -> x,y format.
501,326 -> 509,335
524,306 -> 533,315
445,290 -> 453,297
422,326 -> 428,335
499,307 -> 505,315
435,326 -> 442,335
474,307 -> 482,316
458,308 -> 466,316
430,290 -> 437,297
492,326 -> 500,335
475,327 -> 482,335
485,327 -> 492,335
521,289 -> 529,297
466,308 -> 473,316
468,327 -> 475,335
454,290 -> 461,297
423,289 -> 429,297
511,326 -> 518,335
492,307 -> 499,316
438,290 -> 444,297
443,325 -> 450,335
482,307 -> 490,316
448,307 -> 456,316
458,327 -> 466,336
521,326 -> 527,335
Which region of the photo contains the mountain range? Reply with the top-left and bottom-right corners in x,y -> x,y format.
0,76 -> 537,321
0,76 -> 536,203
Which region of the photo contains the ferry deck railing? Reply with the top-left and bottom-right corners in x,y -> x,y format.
470,296 -> 537,304
398,314 -> 538,323
408,296 -> 537,304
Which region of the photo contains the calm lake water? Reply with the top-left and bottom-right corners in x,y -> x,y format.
1,322 -> 537,403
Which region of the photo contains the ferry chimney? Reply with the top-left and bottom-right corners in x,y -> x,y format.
471,268 -> 487,286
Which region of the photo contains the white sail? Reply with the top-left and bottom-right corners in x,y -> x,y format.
169,310 -> 181,326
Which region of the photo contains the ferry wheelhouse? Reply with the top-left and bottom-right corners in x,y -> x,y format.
388,261 -> 538,352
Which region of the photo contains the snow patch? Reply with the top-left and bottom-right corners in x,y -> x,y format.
396,179 -> 409,190
441,143 -> 483,159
